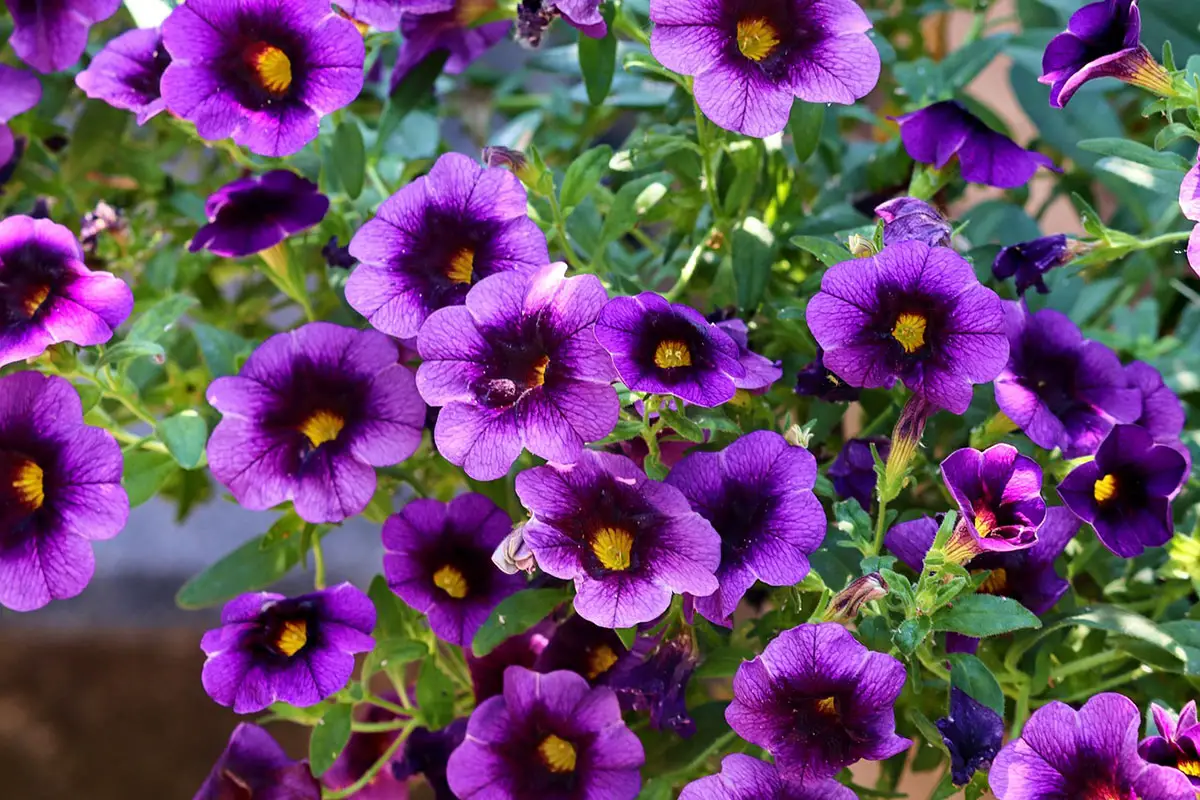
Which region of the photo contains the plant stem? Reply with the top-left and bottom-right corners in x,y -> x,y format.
312,533 -> 327,591
546,191 -> 575,266
871,496 -> 889,556
352,719 -> 412,733
322,720 -> 416,799
1137,230 -> 1194,250
364,693 -> 411,717
692,92 -> 722,217
1051,667 -> 1147,705
1049,650 -> 1126,683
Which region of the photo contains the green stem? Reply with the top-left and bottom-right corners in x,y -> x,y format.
312,534 -> 327,591
1049,650 -> 1126,683
352,719 -> 413,733
546,191 -> 575,266
364,693 -> 411,718
692,92 -> 722,217
322,721 -> 417,799
1136,230 -> 1194,250
870,495 -> 889,556
1051,667 -> 1147,705
1010,677 -> 1032,739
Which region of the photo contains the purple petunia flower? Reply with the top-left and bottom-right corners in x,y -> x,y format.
894,101 -> 1058,189
516,449 -> 721,628
648,0 -> 880,138
608,633 -> 698,736
875,197 -> 952,248
1059,424 -> 1187,558
201,583 -> 375,713
679,754 -> 855,800
726,622 -> 910,782
0,372 -> 128,611
807,240 -> 1008,414
336,0 -> 447,31
829,436 -> 888,510
992,234 -> 1071,296
937,687 -> 1003,786
322,695 -> 411,799
189,171 -> 329,258
397,719 -> 469,800
469,622 -> 552,701
990,693 -> 1195,800
348,153 -> 548,340
535,614 -> 627,685
195,723 -> 320,800
446,666 -> 645,800
1127,361 -> 1186,445
416,263 -> 618,481
206,323 -> 425,524
5,0 -> 120,73
383,494 -> 526,647
1181,160 -> 1200,277
0,66 -> 41,168
519,0 -> 607,44
939,443 -> 1046,561
994,303 -> 1141,458
1140,701 -> 1200,790
0,215 -> 133,368
795,347 -> 861,402
666,430 -> 825,624
75,28 -> 171,125
160,0 -> 365,157
595,293 -> 746,407
713,317 -> 782,392
390,2 -> 512,90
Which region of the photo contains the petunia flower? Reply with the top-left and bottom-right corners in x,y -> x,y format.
939,443 -> 1046,562
990,693 -> 1195,800
348,152 -> 549,340
992,234 -> 1071,296
1139,701 -> 1200,790
0,66 -> 41,168
712,317 -> 783,392
518,0 -> 607,45
1058,424 -> 1187,558
5,0 -> 120,73
937,687 -> 1003,786
680,754 -> 855,800
189,171 -> 329,258
608,633 -> 698,736
322,695 -> 412,800
648,0 -> 880,138
382,493 -> 526,647
726,622 -> 911,782
160,0 -> 365,157
875,197 -> 952,248
829,437 -> 888,510
395,719 -> 469,799
446,666 -> 645,800
806,240 -> 1009,414
1127,361 -> 1187,446
1181,159 -> 1200,277
200,583 -> 376,713
515,449 -> 721,628
994,302 -> 1141,458
535,614 -> 628,685
468,622 -> 552,701
195,723 -> 320,800
0,215 -> 133,367
336,0 -> 449,31
894,101 -> 1058,189
0,372 -> 129,611
206,323 -> 426,524
666,430 -> 825,624
390,1 -> 512,90
75,28 -> 171,125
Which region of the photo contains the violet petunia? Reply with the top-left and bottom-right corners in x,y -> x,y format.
666,430 -> 825,624
160,0 -> 365,157
0,372 -> 128,611
679,754 -> 856,800
189,171 -> 329,258
390,1 -> 511,90
806,240 -> 1009,414
939,443 -> 1046,562
75,28 -> 171,125
726,622 -> 911,782
416,263 -> 618,481
206,323 -> 425,524
648,0 -> 880,138
200,583 -> 376,714
515,449 -> 721,628
829,437 -> 888,510
894,101 -> 1058,189
469,622 -> 552,702
992,234 -> 1071,296
1058,423 -> 1187,558
0,215 -> 133,368
395,719 -> 469,799
5,0 -> 121,73
713,317 -> 783,392
994,303 -> 1141,458
1127,361 -> 1186,445
535,614 -> 627,685
937,687 -> 1003,786
875,197 -> 952,248
195,723 -> 320,800
322,695 -> 412,800
1140,701 -> 1200,790
382,493 -> 526,647
0,66 -> 41,168
519,0 -> 607,43
608,633 -> 698,736
990,693 -> 1195,800
446,666 -> 645,800
795,347 -> 861,402
1182,159 -> 1200,277
335,0 -> 449,31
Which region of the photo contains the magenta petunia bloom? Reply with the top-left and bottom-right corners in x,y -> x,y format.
1140,701 -> 1200,790
939,443 -> 1046,560
5,0 -> 120,73
416,263 -> 618,481
206,323 -> 425,524
990,693 -> 1195,800
875,196 -> 952,248
322,695 -> 412,799
390,2 -> 512,90
348,152 -> 549,340
712,317 -> 782,392
0,66 -> 41,168
726,622 -> 910,782
0,215 -> 133,368
160,0 -> 365,157
894,101 -> 1058,189
75,28 -> 171,125
992,234 -> 1070,296
516,449 -> 721,628
195,723 -> 320,800
0,372 -> 128,612
806,240 -> 1008,414
200,583 -> 375,714
1127,361 -> 1186,446
829,436 -> 888,509
680,754 -> 855,800
666,430 -> 825,624
1181,159 -> 1200,277
648,0 -> 879,137
382,494 -> 526,647
447,666 -> 645,800
937,687 -> 1003,786
189,171 -> 329,258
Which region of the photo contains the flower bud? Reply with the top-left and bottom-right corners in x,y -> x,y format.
825,572 -> 889,623
784,423 -> 813,449
847,233 -> 878,258
482,146 -> 543,191
881,394 -> 934,502
492,522 -> 537,575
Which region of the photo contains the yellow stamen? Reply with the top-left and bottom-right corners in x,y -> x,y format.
299,410 -> 345,448
251,45 -> 292,94
891,312 -> 927,354
530,355 -> 550,388
1178,760 -> 1200,778
12,460 -> 45,511
976,568 -> 1008,596
653,340 -> 692,369
586,645 -> 620,679
446,248 -> 475,285
433,565 -> 469,599
22,285 -> 50,317
538,734 -> 577,774
591,526 -> 634,571
1093,473 -> 1118,504
815,696 -> 838,717
736,17 -> 780,63
275,619 -> 308,657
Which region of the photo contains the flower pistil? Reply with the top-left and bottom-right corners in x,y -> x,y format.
1093,474 -> 1118,504
275,619 -> 308,657
12,459 -> 45,511
736,17 -> 780,62
247,43 -> 293,95
433,565 -> 470,599
538,734 -> 577,773
892,312 -> 927,353
654,339 -> 692,368
299,410 -> 345,449
447,248 -> 475,284
592,526 -> 634,571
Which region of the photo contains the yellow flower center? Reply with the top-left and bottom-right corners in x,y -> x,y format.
433,565 -> 469,599
1093,473 -> 1118,504
299,410 -> 345,448
891,313 -> 927,354
586,644 -> 620,679
736,17 -> 780,62
654,339 -> 692,369
250,44 -> 292,95
12,459 -> 45,511
447,248 -> 475,285
22,285 -> 50,317
1178,760 -> 1200,778
275,619 -> 308,657
538,734 -> 577,774
591,526 -> 634,571
976,568 -> 1008,596
815,696 -> 838,717
530,355 -> 550,388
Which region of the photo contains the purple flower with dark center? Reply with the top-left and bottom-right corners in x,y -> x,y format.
993,234 -> 1071,296
200,583 -> 375,713
829,437 -> 888,510
395,718 -> 468,799
468,622 -> 552,701
347,152 -> 549,340
990,693 -> 1195,800
75,28 -> 171,125
195,723 -> 320,800
608,633 -> 698,736
160,0 -> 365,157
666,430 -> 825,624
794,347 -> 860,402
1058,424 -> 1187,558
937,687 -> 1003,785
0,66 -> 40,168
1182,161 -> 1200,276
713,317 -> 782,392
1127,361 -> 1186,445
994,303 -> 1141,458
535,614 -> 627,685
382,494 -> 526,647
1040,0 -> 1172,109
5,0 -> 120,73
390,2 -> 512,90
189,171 -> 329,258
516,449 -> 721,628
648,0 -> 879,138
206,323 -> 425,524
939,443 -> 1046,562
726,622 -> 910,782
416,263 -> 617,481
323,694 -> 411,799
446,666 -> 645,800
0,372 -> 128,612
1140,701 -> 1200,790
806,240 -> 1008,414
894,101 -> 1058,189
680,754 -> 855,800
875,197 -> 952,248
0,215 -> 133,367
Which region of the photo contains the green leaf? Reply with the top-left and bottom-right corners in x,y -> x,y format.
368,574 -> 423,639
616,626 -> 637,650
561,145 -> 614,211
893,616 -> 932,656
330,120 -> 366,199
66,101 -> 129,180
941,35 -> 1010,90
176,513 -> 307,608
599,172 -> 672,245
578,6 -> 617,106
948,653 -> 1005,716
658,406 -> 706,444
128,295 -> 199,343
379,50 -> 450,143
932,594 -> 1041,638
363,636 -> 430,681
472,587 -> 568,657
1078,137 -> 1192,172
907,708 -> 949,756
416,660 -> 457,730
157,410 -> 209,470
788,100 -> 824,163
732,217 -> 775,313
122,450 -> 178,507
643,452 -> 669,480
97,340 -> 166,368
193,323 -> 251,378
595,419 -> 644,445
790,235 -> 852,267
309,703 -> 353,778
1009,605 -> 1188,670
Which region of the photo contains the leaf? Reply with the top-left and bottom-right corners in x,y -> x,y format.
560,145 -> 613,211
1009,605 -> 1188,670
128,295 -> 199,343
788,100 -> 824,163
658,405 -> 705,444
893,616 -> 932,656
595,419 -> 644,445
1078,138 -> 1192,172
363,636 -> 430,681
932,594 -> 1041,638
193,323 -> 252,378
309,703 -> 353,778
176,514 -> 307,608
472,587 -> 568,657
599,172 -> 672,245
97,340 -> 166,367
941,35 -> 1010,90
330,120 -> 366,199
368,574 -> 423,639
122,450 -> 178,507
732,217 -> 775,313
790,235 -> 852,267
416,660 -> 457,730
577,6 -> 617,106
379,50 -> 450,142
948,653 -> 1005,716
157,410 -> 209,470
616,626 -> 637,650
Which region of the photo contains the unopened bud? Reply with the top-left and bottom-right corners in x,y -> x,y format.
825,572 -> 889,623
785,423 -> 813,449
881,394 -> 934,501
482,146 -> 543,192
492,522 -> 537,575
847,233 -> 877,258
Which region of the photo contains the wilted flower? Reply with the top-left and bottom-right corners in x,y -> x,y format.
6,0 -> 120,73
1181,159 -> 1200,277
492,522 -> 538,576
189,171 -> 329,258
391,1 -> 512,90
482,145 -> 541,187
609,633 -> 699,736
826,572 -> 888,623
992,234 -> 1071,295
195,723 -> 320,800
795,347 -> 860,402
829,437 -> 889,510
1139,701 -> 1200,790
680,754 -> 855,800
939,443 -> 1046,563
75,28 -> 171,125
0,66 -> 40,169
937,688 -> 1003,785
875,197 -> 952,248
